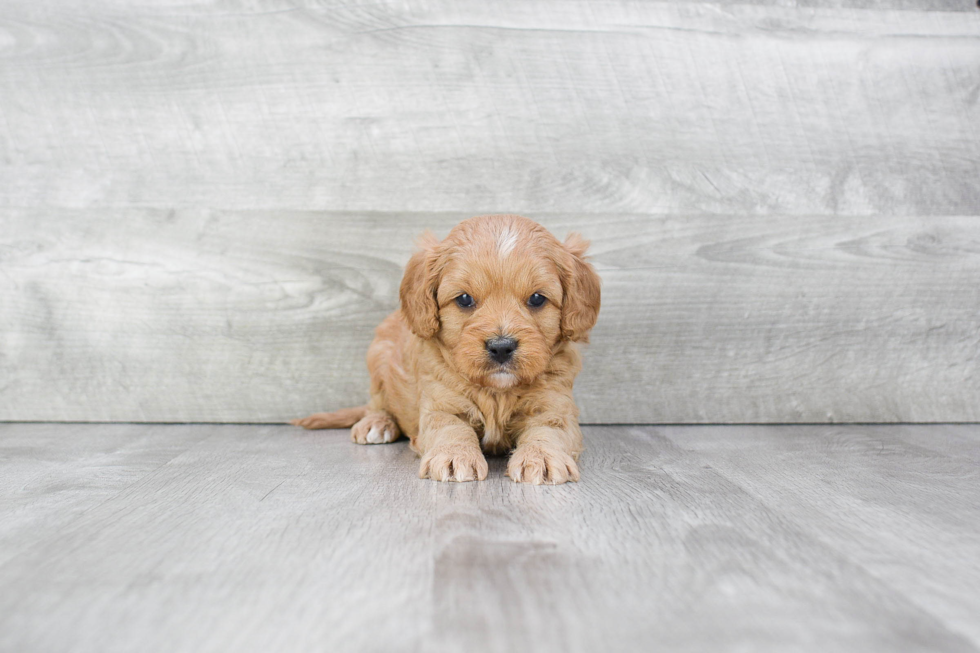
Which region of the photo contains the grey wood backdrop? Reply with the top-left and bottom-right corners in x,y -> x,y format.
1,0 -> 979,423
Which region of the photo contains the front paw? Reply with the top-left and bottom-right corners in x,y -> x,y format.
419,445 -> 488,482
507,445 -> 580,485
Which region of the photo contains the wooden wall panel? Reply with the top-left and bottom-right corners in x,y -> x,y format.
2,210 -> 978,423
0,2 -> 978,215
1,0 -> 978,423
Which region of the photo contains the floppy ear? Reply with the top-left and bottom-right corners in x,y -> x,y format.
559,232 -> 601,343
399,231 -> 442,339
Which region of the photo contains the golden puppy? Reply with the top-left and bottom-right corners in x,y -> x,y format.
292,214 -> 600,484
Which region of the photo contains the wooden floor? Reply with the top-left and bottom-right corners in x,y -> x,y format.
1,423 -> 978,652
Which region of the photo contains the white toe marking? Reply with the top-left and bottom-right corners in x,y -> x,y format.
366,426 -> 383,443
383,429 -> 395,443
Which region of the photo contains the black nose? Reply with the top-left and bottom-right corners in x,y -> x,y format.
485,337 -> 518,364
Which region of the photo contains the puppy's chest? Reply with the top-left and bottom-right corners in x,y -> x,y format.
466,394 -> 524,453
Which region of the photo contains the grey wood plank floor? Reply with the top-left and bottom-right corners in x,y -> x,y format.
0,423 -> 978,653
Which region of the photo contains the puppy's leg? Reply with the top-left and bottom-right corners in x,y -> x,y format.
347,312 -> 407,445
351,410 -> 401,444
416,410 -> 488,482
508,394 -> 583,485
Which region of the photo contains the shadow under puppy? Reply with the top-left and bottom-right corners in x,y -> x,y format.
293,214 -> 601,484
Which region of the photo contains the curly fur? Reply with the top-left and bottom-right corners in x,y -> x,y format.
292,215 -> 601,484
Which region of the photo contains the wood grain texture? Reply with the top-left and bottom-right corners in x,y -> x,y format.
0,423 -> 210,566
2,209 -> 979,423
0,0 -> 978,216
1,0 -> 979,423
672,423 -> 980,645
1,423 -> 979,652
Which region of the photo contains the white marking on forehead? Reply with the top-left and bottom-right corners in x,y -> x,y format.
496,223 -> 518,258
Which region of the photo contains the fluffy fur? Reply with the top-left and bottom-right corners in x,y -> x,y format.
292,214 -> 601,484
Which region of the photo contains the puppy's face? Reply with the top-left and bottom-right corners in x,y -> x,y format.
400,215 -> 601,389
435,242 -> 564,389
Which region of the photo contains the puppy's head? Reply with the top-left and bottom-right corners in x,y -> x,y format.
399,215 -> 601,389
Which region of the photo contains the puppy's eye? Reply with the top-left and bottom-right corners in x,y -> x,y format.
455,293 -> 475,309
527,293 -> 547,308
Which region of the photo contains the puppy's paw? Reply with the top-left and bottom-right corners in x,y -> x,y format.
419,445 -> 488,482
351,412 -> 401,445
507,445 -> 580,485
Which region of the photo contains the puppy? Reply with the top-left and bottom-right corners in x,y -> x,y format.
292,214 -> 601,484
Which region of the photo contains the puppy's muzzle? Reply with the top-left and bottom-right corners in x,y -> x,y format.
485,336 -> 518,365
